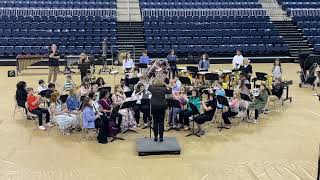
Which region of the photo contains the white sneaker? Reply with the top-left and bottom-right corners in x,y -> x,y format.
144,123 -> 148,127
46,122 -> 54,127
253,120 -> 259,124
39,126 -> 46,131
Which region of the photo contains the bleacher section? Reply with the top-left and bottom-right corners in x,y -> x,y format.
140,0 -> 262,9
279,0 -> 320,10
0,8 -> 117,57
0,0 -> 116,9
142,8 -> 288,57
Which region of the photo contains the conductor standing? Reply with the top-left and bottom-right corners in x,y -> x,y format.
148,77 -> 171,142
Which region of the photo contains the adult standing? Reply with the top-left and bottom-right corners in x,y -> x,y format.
148,77 -> 171,142
167,49 -> 178,79
48,44 -> 60,83
232,49 -> 244,70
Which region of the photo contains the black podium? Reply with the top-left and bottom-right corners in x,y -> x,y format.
120,100 -> 138,134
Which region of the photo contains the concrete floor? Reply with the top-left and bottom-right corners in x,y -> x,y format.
0,63 -> 319,180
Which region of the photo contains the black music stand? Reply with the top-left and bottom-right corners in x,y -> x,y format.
186,102 -> 200,137
38,90 -> 49,97
186,66 -> 198,76
216,95 -> 230,132
98,86 -> 111,93
240,93 -> 252,102
166,99 -> 181,132
141,93 -> 152,137
253,72 -> 268,87
136,63 -> 148,69
281,80 -> 293,105
179,76 -> 191,85
109,105 -> 125,142
120,100 -> 138,134
205,73 -> 219,81
124,91 -> 133,98
225,89 -> 234,98
126,77 -> 140,90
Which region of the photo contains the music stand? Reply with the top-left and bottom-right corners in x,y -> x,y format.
216,95 -> 230,132
166,99 -> 181,132
120,100 -> 138,133
141,93 -> 152,137
109,105 -> 125,142
186,102 -> 200,137
126,77 -> 140,90
186,66 -> 198,76
179,76 -> 191,85
281,80 -> 293,105
124,91 -> 133,98
253,72 -> 268,87
98,86 -> 111,93
240,93 -> 252,102
225,89 -> 234,98
38,90 -> 49,97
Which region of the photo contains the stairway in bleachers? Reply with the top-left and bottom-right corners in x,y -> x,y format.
273,21 -> 313,61
116,22 -> 145,62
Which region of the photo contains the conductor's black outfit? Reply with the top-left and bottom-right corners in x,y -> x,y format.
148,85 -> 171,141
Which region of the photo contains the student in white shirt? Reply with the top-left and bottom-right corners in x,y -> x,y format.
37,79 -> 47,93
232,50 -> 244,69
123,53 -> 134,72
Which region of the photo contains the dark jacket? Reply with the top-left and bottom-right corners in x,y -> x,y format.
148,85 -> 171,110
240,64 -> 253,75
16,89 -> 27,107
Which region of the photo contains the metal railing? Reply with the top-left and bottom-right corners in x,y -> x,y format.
141,8 -> 266,17
290,8 -> 320,16
0,8 -> 117,17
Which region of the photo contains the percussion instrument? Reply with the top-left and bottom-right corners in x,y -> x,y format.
16,55 -> 47,75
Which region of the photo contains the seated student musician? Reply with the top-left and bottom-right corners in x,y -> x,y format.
63,74 -> 77,92
16,81 -> 28,112
240,58 -> 253,80
98,89 -> 123,132
131,83 -> 150,127
123,53 -> 134,72
37,80 -> 47,93
50,91 -> 80,135
45,83 -> 56,99
222,91 -> 240,129
80,77 -> 92,97
66,88 -> 80,114
82,97 -> 108,144
198,53 -> 210,72
120,78 -> 131,92
247,84 -> 269,124
178,88 -> 201,131
168,86 -> 188,129
267,77 -> 285,107
26,87 -> 52,130
112,84 -> 136,132
96,77 -> 106,88
194,91 -> 217,136
214,81 -> 226,109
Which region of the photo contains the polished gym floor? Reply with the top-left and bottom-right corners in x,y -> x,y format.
0,63 -> 319,180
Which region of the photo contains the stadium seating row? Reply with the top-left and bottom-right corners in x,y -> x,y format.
0,16 -> 116,23
146,36 -> 284,45
0,46 -> 111,56
143,15 -> 269,22
144,22 -> 274,29
141,0 -> 259,2
140,2 -> 262,8
146,44 -> 289,54
0,37 -> 116,46
145,29 -> 279,37
0,1 -> 116,8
